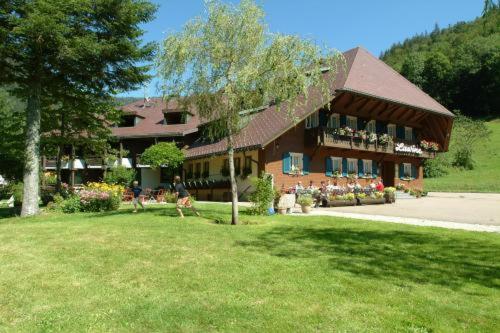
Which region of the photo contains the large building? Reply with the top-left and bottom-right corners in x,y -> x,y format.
42,47 -> 454,201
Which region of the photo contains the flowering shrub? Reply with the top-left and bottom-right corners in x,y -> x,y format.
86,182 -> 124,196
79,189 -> 121,212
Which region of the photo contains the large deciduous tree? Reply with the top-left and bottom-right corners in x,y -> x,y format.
0,0 -> 157,216
157,0 -> 342,224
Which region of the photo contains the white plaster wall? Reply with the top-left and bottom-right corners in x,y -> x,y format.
140,168 -> 160,189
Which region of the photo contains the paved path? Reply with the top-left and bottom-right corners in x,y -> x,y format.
204,192 -> 500,233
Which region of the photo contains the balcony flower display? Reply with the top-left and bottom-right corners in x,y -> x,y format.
354,129 -> 367,140
420,140 -> 440,152
367,132 -> 377,144
378,133 -> 393,145
338,126 -> 354,137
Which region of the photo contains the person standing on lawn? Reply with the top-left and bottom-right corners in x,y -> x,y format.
132,181 -> 145,213
174,176 -> 200,218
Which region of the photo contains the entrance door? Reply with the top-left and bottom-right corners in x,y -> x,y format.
382,161 -> 395,187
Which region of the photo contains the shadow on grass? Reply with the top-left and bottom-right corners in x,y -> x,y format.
236,225 -> 500,289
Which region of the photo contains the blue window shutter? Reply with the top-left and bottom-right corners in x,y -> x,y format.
325,157 -> 333,177
303,155 -> 310,175
376,121 -> 387,134
372,160 -> 378,178
412,129 -> 417,142
282,152 -> 291,174
340,115 -> 346,127
358,159 -> 364,176
396,125 -> 405,139
342,158 -> 348,177
357,118 -> 365,131
412,164 -> 418,179
319,110 -> 327,127
399,164 -> 405,179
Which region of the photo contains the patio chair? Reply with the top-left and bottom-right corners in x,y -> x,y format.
155,189 -> 165,203
123,188 -> 133,202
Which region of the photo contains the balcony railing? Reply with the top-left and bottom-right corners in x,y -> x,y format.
306,127 -> 437,159
42,157 -> 133,170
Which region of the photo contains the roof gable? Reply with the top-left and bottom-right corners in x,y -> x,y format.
341,47 -> 453,116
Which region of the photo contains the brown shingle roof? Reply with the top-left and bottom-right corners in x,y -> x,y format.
185,46 -> 453,159
112,98 -> 200,138
339,47 -> 453,117
114,47 -> 452,157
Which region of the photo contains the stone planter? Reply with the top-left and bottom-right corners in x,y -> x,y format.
277,208 -> 287,215
359,197 -> 385,205
327,199 -> 357,207
301,205 -> 312,214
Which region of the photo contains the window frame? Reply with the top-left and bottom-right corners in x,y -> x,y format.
347,158 -> 358,174
327,113 -> 340,129
387,124 -> 396,137
366,120 -> 376,133
346,116 -> 357,130
305,112 -> 319,129
403,163 -> 412,178
290,152 -> 304,171
331,157 -> 342,173
363,159 -> 372,175
203,161 -> 210,178
404,126 -> 413,142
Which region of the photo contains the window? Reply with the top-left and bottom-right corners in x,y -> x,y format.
195,163 -> 201,178
119,115 -> 136,127
327,114 -> 340,129
203,161 -> 210,178
347,158 -> 357,174
366,120 -> 376,133
187,163 -> 194,179
405,126 -> 413,141
363,160 -> 372,175
244,156 -> 252,171
331,157 -> 342,173
387,124 -> 396,137
290,152 -> 303,171
346,116 -> 357,130
403,163 -> 412,178
305,112 -> 319,129
234,157 -> 241,175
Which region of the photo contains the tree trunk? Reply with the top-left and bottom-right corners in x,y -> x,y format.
21,84 -> 42,216
227,134 -> 239,225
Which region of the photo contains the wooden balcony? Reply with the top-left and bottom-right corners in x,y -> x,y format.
306,128 -> 437,159
86,157 -> 105,169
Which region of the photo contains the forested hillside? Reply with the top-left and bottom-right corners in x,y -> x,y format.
381,5 -> 499,119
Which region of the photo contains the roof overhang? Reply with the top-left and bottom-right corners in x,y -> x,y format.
337,88 -> 455,118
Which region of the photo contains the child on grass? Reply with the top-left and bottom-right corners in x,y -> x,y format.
174,176 -> 200,218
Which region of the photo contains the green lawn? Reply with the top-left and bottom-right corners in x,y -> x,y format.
0,204 -> 499,332
425,119 -> 500,193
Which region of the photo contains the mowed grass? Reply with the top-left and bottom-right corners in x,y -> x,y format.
425,119 -> 500,193
0,204 -> 499,332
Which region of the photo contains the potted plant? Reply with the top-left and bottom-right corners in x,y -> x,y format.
384,187 -> 396,203
327,193 -> 357,207
297,194 -> 314,213
332,170 -> 341,178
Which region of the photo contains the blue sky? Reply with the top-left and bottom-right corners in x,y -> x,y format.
121,0 -> 483,97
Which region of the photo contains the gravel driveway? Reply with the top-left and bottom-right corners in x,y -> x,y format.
324,192 -> 500,226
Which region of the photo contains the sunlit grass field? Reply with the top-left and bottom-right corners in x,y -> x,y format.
425,119 -> 500,193
1,203 -> 499,332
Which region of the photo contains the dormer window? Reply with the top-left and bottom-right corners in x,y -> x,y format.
119,115 -> 140,127
163,109 -> 191,125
